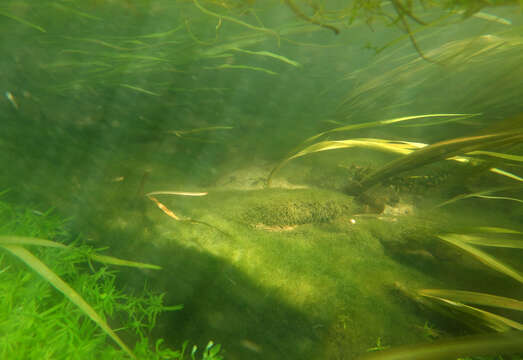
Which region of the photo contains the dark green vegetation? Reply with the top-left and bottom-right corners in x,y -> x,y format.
0,197 -> 222,359
1,0 -> 522,359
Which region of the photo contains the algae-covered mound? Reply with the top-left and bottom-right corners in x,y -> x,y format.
237,188 -> 360,227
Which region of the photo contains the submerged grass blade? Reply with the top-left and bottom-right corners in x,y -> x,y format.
358,331 -> 523,360
231,48 -> 301,67
289,139 -> 420,159
208,64 -> 278,75
1,245 -> 136,359
450,234 -> 523,249
0,236 -> 67,248
438,234 -> 523,283
472,194 -> 523,203
192,0 -> 278,41
269,114 -> 480,187
167,126 -> 233,137
474,227 -> 522,235
357,131 -> 523,192
418,289 -> 523,311
89,254 -> 161,270
304,114 -> 477,144
467,151 -> 523,162
0,10 -> 46,32
146,191 -> 208,196
120,84 -> 159,96
416,293 -> 523,331
51,3 -> 102,21
488,168 -> 523,182
0,236 -> 161,270
435,186 -> 522,208
267,138 -> 425,186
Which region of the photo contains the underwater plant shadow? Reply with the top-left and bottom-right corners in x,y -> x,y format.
118,238 -> 325,360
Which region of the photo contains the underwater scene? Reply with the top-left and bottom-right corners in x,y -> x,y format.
1,0 -> 522,359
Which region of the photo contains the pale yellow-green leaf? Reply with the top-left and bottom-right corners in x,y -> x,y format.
120,84 -> 159,96
231,48 -> 301,67
475,227 -> 522,235
467,151 -> 523,162
0,236 -> 161,270
418,289 -> 523,311
488,168 -> 523,182
90,253 -> 161,270
0,11 -> 46,32
268,138 -> 426,186
1,245 -> 136,359
304,113 -> 478,144
435,186 -> 522,208
447,233 -> 523,249
438,234 -> 523,283
418,292 -> 523,331
146,191 -> 208,197
0,236 -> 67,248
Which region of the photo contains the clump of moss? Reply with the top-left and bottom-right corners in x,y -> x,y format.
240,188 -> 359,226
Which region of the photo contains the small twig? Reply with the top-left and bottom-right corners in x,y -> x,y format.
391,0 -> 426,25
390,0 -> 437,64
285,0 -> 339,35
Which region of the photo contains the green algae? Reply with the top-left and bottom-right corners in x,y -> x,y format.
237,188 -> 360,226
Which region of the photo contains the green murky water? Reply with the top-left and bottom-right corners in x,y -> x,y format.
1,1 -> 522,359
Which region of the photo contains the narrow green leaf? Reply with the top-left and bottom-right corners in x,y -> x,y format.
358,330 -> 523,360
467,151 -> 523,162
418,289 -> 523,311
51,3 -> 102,21
0,236 -> 67,248
268,138 -> 425,186
146,191 -> 208,197
435,186 -> 523,208
231,48 -> 301,67
1,245 -> 136,359
474,227 -> 522,235
438,234 -> 523,283
0,236 -> 161,270
304,114 -> 478,144
210,64 -> 278,75
0,11 -> 46,32
89,254 -> 162,270
120,84 -> 159,96
418,293 -> 523,331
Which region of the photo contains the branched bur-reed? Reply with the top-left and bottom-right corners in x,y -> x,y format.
358,330 -> 523,360
352,129 -> 523,193
268,112 -> 522,209
381,225 -> 523,359
266,110 -> 521,359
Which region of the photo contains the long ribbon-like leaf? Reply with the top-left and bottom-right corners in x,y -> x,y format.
1,245 -> 136,359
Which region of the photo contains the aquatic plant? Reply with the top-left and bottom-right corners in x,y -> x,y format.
352,129 -> 523,193
438,232 -> 523,284
267,112 -> 522,212
384,224 -> 523,359
357,330 -> 523,360
0,197 -> 222,359
266,113 -> 475,186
